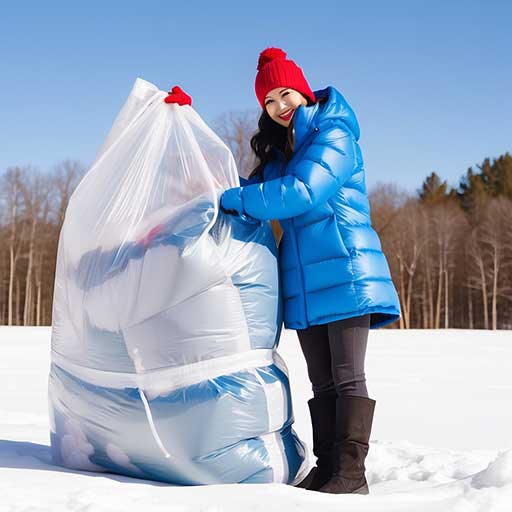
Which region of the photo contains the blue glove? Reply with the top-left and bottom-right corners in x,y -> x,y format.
220,187 -> 244,216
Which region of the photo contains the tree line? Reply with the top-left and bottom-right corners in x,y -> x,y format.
369,155 -> 512,329
1,110 -> 511,328
0,161 -> 84,326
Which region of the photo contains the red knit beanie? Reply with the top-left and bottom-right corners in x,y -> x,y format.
255,47 -> 316,109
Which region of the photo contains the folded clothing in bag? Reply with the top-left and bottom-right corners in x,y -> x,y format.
48,78 -> 309,485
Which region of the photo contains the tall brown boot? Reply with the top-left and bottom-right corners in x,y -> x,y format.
318,395 -> 376,495
294,395 -> 337,490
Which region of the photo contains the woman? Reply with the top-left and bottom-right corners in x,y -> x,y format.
220,47 -> 400,494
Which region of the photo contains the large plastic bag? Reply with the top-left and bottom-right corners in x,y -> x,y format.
48,78 -> 309,485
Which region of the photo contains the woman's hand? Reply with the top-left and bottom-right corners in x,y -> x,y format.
220,187 -> 244,216
164,85 -> 192,106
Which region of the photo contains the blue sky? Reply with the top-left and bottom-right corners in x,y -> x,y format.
1,0 -> 510,192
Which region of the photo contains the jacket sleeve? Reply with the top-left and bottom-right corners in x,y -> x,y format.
239,175 -> 260,187
240,125 -> 356,220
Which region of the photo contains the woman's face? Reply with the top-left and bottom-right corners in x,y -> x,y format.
264,87 -> 307,127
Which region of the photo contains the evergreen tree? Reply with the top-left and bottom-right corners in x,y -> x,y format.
491,153 -> 512,198
457,152 -> 512,213
458,167 -> 487,213
418,172 -> 456,204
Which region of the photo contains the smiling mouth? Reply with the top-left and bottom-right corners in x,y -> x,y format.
279,109 -> 294,121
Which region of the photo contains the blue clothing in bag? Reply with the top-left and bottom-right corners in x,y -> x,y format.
49,205 -> 308,485
48,78 -> 309,486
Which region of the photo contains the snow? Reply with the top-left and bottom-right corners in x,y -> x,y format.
1,326 -> 511,511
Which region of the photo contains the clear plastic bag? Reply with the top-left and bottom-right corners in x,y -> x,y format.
49,78 -> 308,485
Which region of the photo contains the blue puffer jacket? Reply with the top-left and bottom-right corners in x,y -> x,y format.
239,86 -> 400,330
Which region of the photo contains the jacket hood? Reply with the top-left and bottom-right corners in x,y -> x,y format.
293,86 -> 360,150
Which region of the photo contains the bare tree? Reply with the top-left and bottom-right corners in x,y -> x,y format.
17,169 -> 49,325
472,198 -> 512,329
213,110 -> 259,179
387,199 -> 425,328
368,182 -> 409,236
53,160 -> 84,228
420,212 -> 435,328
1,167 -> 28,325
467,229 -> 490,329
420,202 -> 467,328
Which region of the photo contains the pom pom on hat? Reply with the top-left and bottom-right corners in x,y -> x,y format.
257,47 -> 287,71
254,46 -> 316,109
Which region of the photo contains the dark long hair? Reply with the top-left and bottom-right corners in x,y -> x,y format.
249,97 -> 316,180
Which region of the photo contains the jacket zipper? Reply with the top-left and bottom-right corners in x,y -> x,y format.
284,128 -> 318,327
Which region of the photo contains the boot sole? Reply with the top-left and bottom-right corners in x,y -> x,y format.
293,467 -> 317,488
352,483 -> 369,495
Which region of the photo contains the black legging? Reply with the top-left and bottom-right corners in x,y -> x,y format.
296,314 -> 370,399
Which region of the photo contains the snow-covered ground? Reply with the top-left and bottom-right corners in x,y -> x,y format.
1,326 -> 511,511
